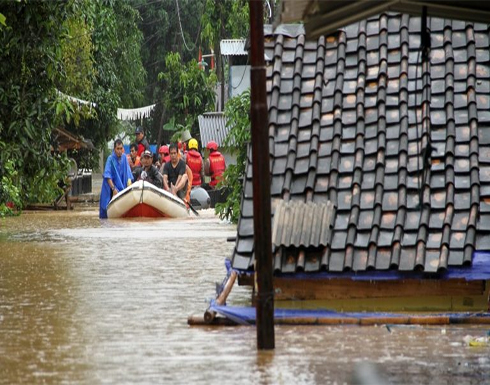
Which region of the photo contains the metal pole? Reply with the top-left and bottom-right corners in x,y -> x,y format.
249,0 -> 275,350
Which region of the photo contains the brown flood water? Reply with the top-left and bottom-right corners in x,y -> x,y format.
0,207 -> 489,384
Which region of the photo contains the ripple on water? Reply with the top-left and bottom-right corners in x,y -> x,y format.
1,210 -> 490,384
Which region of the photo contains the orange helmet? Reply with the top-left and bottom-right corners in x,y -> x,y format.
206,141 -> 218,151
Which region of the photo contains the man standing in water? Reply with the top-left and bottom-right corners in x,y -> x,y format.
186,138 -> 204,187
99,139 -> 133,219
163,143 -> 188,200
204,140 -> 226,188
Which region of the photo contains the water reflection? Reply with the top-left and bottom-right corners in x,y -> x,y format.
0,208 -> 489,384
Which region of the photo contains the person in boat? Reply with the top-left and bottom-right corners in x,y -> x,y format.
186,138 -> 204,188
163,143 -> 188,200
176,141 -> 187,162
204,140 -> 226,189
134,150 -> 163,189
156,145 -> 170,175
127,143 -> 141,171
99,139 -> 133,219
134,126 -> 150,157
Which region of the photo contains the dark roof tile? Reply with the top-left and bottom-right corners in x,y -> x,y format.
398,247 -> 416,271
450,232 -> 466,249
235,236 -> 254,254
233,16 -> 488,274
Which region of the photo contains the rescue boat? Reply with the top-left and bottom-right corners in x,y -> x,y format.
106,180 -> 190,218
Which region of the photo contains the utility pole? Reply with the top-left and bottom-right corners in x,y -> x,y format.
249,0 -> 275,350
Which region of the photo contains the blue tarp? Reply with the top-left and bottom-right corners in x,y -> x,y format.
209,302 -> 490,326
246,252 -> 490,281
213,253 -> 490,325
123,144 -> 157,155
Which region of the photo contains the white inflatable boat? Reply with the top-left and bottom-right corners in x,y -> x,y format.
107,180 -> 190,218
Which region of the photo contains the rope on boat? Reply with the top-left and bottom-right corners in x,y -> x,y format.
139,180 -> 145,204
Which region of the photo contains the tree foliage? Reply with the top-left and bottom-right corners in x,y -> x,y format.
131,0 -> 206,103
65,0 -> 146,169
157,52 -> 217,142
0,0 -> 253,216
131,0 -> 249,143
0,1 -> 74,211
215,89 -> 251,223
0,0 -> 146,213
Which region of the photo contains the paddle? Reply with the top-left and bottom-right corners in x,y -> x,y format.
185,199 -> 200,216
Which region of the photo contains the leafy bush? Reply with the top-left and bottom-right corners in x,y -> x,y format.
0,159 -> 21,217
215,89 -> 250,223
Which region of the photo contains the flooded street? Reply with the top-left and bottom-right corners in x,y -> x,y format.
1,208 -> 489,384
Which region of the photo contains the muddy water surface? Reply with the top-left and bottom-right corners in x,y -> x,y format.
0,208 -> 489,384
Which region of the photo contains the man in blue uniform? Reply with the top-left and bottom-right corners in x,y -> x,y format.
99,139 -> 133,218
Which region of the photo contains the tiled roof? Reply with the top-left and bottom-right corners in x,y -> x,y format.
198,112 -> 231,148
232,14 -> 490,274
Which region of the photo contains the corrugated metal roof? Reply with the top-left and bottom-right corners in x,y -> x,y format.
272,200 -> 335,248
198,112 -> 231,148
220,39 -> 247,56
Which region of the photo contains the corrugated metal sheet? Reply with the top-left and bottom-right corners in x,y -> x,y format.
198,112 -> 231,148
220,39 -> 247,56
272,200 -> 335,248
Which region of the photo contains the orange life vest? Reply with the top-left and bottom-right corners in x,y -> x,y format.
186,149 -> 203,186
209,151 -> 226,187
127,154 -> 140,169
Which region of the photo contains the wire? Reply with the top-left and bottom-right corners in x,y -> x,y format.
174,0 -> 207,52
265,0 -> 272,19
230,54 -> 250,90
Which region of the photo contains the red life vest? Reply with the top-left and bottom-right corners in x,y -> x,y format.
186,149 -> 203,186
209,151 -> 226,187
136,138 -> 149,157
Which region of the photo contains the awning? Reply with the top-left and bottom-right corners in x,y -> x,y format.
281,0 -> 490,39
117,104 -> 156,121
52,127 -> 94,151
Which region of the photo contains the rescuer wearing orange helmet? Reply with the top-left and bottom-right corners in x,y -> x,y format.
186,138 -> 204,187
204,140 -> 226,188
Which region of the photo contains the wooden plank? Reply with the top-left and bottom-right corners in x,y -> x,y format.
272,294 -> 489,312
273,277 -> 487,300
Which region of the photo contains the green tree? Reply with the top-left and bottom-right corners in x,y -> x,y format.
157,52 -> 217,142
0,0 -> 75,210
215,89 -> 250,223
61,0 -> 146,170
201,0 -> 249,102
0,0 -> 146,214
131,0 -> 206,104
130,0 -> 249,143
130,0 -> 207,143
